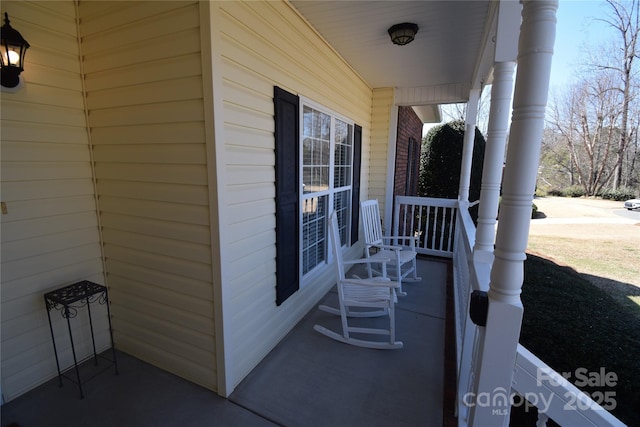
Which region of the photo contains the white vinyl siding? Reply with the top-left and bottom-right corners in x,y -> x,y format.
78,1 -> 217,391
215,0 -> 372,390
0,0 -> 106,402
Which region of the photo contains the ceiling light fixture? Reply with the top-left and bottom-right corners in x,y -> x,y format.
388,22 -> 419,46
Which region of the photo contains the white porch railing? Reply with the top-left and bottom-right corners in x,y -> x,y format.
392,196 -> 457,258
391,196 -> 626,427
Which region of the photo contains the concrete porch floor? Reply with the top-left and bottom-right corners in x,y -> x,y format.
1,257 -> 454,427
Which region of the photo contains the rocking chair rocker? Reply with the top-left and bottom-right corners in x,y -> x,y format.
360,199 -> 420,296
313,211 -> 403,349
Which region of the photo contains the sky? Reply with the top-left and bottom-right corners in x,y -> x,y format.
551,0 -> 615,88
424,0 -> 617,134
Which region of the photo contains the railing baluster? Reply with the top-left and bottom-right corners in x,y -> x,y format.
536,413 -> 549,427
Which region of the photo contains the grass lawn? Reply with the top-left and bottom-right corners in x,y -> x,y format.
514,253 -> 640,426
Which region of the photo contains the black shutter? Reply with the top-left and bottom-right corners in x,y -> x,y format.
350,124 -> 362,245
274,86 -> 300,306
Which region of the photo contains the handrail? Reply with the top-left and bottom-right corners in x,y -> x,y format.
397,196 -> 626,427
513,345 -> 626,427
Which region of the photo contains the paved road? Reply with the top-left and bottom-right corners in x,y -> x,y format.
529,197 -> 640,242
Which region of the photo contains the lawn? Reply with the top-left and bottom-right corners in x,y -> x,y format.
513,253 -> 640,426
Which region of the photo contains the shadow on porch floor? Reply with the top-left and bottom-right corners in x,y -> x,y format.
1,258 -> 454,427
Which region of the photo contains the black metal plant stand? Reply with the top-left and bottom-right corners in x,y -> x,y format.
44,280 -> 118,398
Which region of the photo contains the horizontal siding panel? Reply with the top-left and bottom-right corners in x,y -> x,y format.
225,165 -> 273,186
79,2 -> 194,37
97,181 -> 208,206
86,76 -> 204,110
2,227 -> 100,263
227,214 -> 275,243
0,196 -> 97,222
81,3 -> 199,54
88,100 -> 204,127
221,59 -> 272,99
0,122 -> 87,144
225,145 -> 273,166
13,83 -> 85,109
24,63 -> 82,92
101,229 -> 211,264
228,228 -> 274,260
113,306 -> 214,353
2,327 -> 110,385
224,123 -> 273,150
9,1 -> 77,37
0,259 -> 104,303
106,259 -> 212,300
110,290 -> 212,353
91,144 -> 206,165
223,101 -> 273,132
1,100 -> 86,127
229,220 -> 275,251
2,179 -> 95,201
223,79 -> 272,117
94,163 -> 207,185
82,28 -> 202,74
103,247 -> 212,283
90,122 -> 205,145
225,183 -> 274,205
1,212 -> 97,243
1,163 -> 92,182
100,212 -> 210,245
0,244 -> 102,283
27,45 -> 81,75
115,334 -> 215,390
108,277 -> 213,322
98,196 -> 210,226
226,199 -> 273,225
1,142 -> 90,162
84,54 -> 202,92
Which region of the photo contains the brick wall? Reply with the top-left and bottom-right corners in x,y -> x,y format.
394,106 -> 423,197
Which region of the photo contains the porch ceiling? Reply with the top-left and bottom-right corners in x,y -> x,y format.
290,0 -> 495,112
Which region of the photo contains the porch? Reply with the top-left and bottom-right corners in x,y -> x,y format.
0,257 -> 454,427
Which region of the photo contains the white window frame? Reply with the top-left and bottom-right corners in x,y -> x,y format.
299,97 -> 355,285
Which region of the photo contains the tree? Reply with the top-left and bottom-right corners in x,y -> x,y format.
588,0 -> 640,190
548,76 -> 621,196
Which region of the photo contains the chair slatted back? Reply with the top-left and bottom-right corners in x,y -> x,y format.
361,199 -> 384,246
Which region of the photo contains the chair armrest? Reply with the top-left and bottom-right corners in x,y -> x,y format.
380,235 -> 419,249
343,256 -> 391,266
342,278 -> 400,288
369,243 -> 403,251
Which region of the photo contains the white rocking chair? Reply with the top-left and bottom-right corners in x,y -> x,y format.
313,211 -> 403,349
360,199 -> 420,296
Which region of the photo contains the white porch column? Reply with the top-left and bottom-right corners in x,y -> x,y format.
473,63 -> 516,263
469,1 -> 557,426
458,89 -> 480,203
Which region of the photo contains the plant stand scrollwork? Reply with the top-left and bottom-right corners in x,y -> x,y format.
44,280 -> 118,398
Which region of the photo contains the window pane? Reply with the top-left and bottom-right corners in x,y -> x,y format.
334,190 -> 351,246
302,195 -> 327,274
303,107 -> 331,193
334,120 -> 352,188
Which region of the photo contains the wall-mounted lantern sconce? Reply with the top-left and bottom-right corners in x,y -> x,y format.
1,12 -> 30,88
388,22 -> 419,46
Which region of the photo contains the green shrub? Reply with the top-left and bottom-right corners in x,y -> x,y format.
562,185 -> 586,198
546,188 -> 563,197
531,202 -> 538,218
418,120 -> 486,223
599,187 -> 638,201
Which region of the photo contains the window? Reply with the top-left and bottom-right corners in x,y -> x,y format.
301,103 -> 354,276
274,87 -> 362,305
